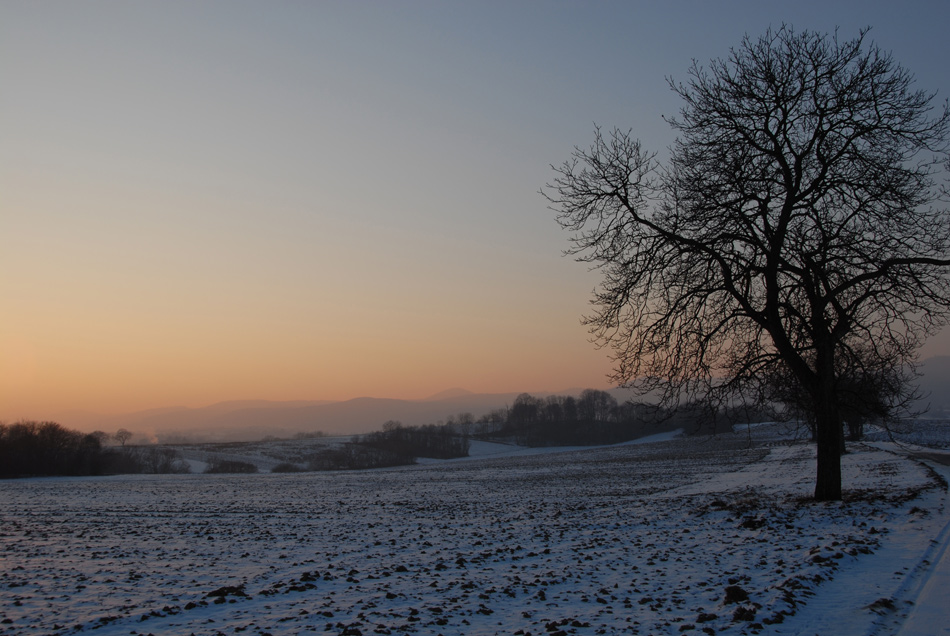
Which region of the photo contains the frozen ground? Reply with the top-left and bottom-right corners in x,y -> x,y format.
1,423 -> 949,636
167,437 -> 354,474
864,418 -> 950,449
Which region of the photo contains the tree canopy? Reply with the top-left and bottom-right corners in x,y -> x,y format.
545,26 -> 950,500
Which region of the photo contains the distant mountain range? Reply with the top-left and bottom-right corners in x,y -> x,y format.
57,391 -> 540,442
51,356 -> 950,442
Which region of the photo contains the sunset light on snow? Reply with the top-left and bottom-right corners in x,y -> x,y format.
2,1 -> 949,423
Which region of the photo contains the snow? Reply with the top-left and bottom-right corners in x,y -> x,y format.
897,480 -> 950,635
1,426 -> 948,636
169,436 -> 353,473
864,419 -> 950,449
419,431 -> 685,465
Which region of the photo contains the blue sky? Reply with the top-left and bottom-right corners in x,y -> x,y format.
2,1 -> 948,417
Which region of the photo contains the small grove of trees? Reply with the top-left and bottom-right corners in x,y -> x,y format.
0,421 -> 105,477
204,458 -> 258,474
125,446 -> 190,474
305,444 -> 412,471
299,420 -> 470,471
359,421 -> 470,459
503,390 -> 625,445
765,361 -> 912,445
480,389 -> 697,446
0,421 -> 189,477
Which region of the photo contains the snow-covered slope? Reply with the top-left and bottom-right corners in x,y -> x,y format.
1,427 -> 947,636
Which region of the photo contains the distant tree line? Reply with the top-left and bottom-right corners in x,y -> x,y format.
468,389 -> 649,446
0,421 -> 189,478
466,389 -> 759,446
204,457 -> 257,474
304,444 -> 413,471
297,421 -> 471,471
359,421 -> 470,459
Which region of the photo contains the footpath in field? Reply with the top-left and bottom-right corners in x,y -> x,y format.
878,452 -> 950,636
770,446 -> 950,636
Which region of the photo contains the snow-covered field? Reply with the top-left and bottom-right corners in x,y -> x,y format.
167,436 -> 354,474
2,425 -> 948,636
864,418 -> 950,449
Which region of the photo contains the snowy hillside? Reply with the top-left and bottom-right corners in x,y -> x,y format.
1,424 -> 948,635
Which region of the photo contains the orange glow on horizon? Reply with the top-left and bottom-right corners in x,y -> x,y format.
3,2 -> 948,425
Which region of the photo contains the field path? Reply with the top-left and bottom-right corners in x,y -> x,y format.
891,457 -> 950,636
855,447 -> 950,636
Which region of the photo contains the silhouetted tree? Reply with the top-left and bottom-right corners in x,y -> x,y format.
357,420 -> 469,460
509,393 -> 542,426
546,26 -> 950,500
114,428 -> 133,447
475,409 -> 507,436
577,389 -> 617,423
0,421 -> 87,476
455,412 -> 475,438
768,355 -> 917,444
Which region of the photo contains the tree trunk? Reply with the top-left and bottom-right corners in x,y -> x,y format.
813,392 -> 843,501
838,415 -> 847,455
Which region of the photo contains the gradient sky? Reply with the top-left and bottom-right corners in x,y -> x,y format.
3,1 -> 950,419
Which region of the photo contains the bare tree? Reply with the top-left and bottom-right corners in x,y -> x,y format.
765,347 -> 921,445
114,428 -> 133,447
545,26 -> 950,500
88,430 -> 111,446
